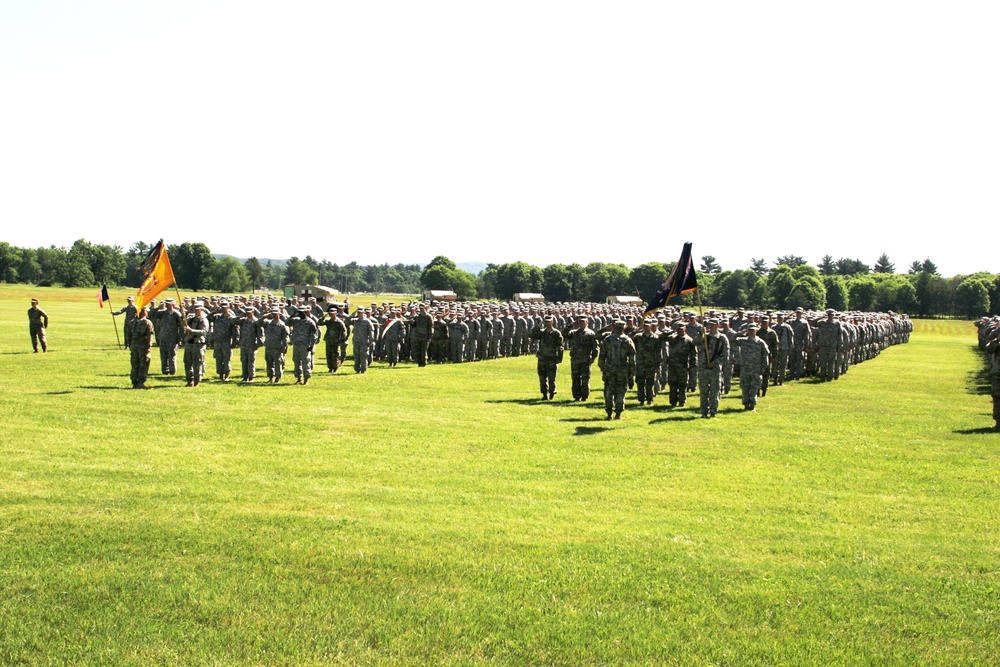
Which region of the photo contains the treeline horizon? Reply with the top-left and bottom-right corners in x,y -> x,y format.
1,240 -> 998,319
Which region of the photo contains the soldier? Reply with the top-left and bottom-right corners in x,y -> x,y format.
448,312 -> 470,363
182,303 -> 210,387
816,309 -> 843,381
683,312 -> 703,393
530,315 -> 564,400
772,313 -> 795,386
719,317 -> 739,395
983,318 -> 1000,430
351,308 -> 375,374
665,322 -> 696,408
598,320 -> 636,420
209,301 -> 239,382
28,298 -> 49,353
263,308 -> 290,384
758,315 -> 779,396
156,299 -> 183,375
737,323 -> 769,411
431,311 -> 450,364
128,305 -> 155,389
290,308 -> 320,385
321,306 -> 348,372
789,307 -> 812,380
693,318 -> 729,418
565,315 -> 600,401
382,309 -> 405,367
633,319 -> 662,406
113,296 -> 138,349
409,304 -> 433,367
235,304 -> 264,382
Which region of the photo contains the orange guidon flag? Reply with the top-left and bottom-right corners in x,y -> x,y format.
135,240 -> 176,309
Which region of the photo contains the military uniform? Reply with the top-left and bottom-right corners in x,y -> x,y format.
28,300 -> 48,353
128,310 -> 155,388
530,318 -> 564,399
598,324 -> 636,419
566,320 -> 599,401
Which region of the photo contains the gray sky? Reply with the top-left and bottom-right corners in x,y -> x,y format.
2,1 -> 997,276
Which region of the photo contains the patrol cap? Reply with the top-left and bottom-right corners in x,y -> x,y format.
747,322 -> 759,330
795,307 -> 804,312
825,308 -> 836,314
707,317 -> 720,325
543,315 -> 554,322
613,319 -> 625,327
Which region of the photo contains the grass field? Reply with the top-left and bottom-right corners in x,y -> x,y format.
1,286 -> 997,666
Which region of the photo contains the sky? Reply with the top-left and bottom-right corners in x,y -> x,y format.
2,1 -> 997,277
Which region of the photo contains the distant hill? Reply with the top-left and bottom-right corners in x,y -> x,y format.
457,262 -> 488,276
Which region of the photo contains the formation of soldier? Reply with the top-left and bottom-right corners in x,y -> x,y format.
975,316 -> 1000,430
126,293 -> 911,419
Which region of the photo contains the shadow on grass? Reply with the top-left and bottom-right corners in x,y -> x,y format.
0,351 -> 34,356
966,347 -> 991,396
954,426 -> 999,434
44,390 -> 74,395
572,425 -> 614,435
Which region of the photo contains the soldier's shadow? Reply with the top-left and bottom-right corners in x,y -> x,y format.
953,426 -> 998,434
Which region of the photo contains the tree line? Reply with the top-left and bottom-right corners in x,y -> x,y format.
1,239 -> 997,318
0,240 -> 423,295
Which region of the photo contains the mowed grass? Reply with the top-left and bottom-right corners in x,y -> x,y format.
0,286 -> 997,666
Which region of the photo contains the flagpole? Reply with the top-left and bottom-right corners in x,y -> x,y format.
107,296 -> 123,349
697,289 -> 711,368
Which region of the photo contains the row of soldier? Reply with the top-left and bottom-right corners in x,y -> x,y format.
975,315 -> 1000,430
119,294 -> 912,408
538,306 -> 912,419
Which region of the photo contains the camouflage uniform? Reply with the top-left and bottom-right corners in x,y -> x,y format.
290,313 -> 320,384
737,330 -> 769,411
816,312 -> 843,381
28,301 -> 49,353
789,311 -> 812,379
128,310 -> 155,388
529,318 -> 564,399
352,313 -> 375,374
113,300 -> 138,348
182,310 -> 209,386
448,316 -> 469,363
210,308 -> 239,381
236,310 -> 264,382
264,315 -> 290,383
666,328 -> 696,407
322,311 -> 348,372
565,319 -> 599,401
156,304 -> 183,374
632,325 -> 662,405
694,325 -> 729,418
410,309 -> 433,367
598,324 -> 635,419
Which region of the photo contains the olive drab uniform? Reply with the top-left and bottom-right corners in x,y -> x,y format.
28,302 -> 49,353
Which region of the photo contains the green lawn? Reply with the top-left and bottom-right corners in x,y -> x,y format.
1,286 -> 997,666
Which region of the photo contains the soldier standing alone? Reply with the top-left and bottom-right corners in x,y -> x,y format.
28,298 -> 49,353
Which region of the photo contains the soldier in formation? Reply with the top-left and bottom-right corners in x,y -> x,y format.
128,305 -> 155,389
530,315 -> 564,400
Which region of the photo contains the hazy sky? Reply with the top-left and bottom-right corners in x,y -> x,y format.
2,1 -> 997,276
